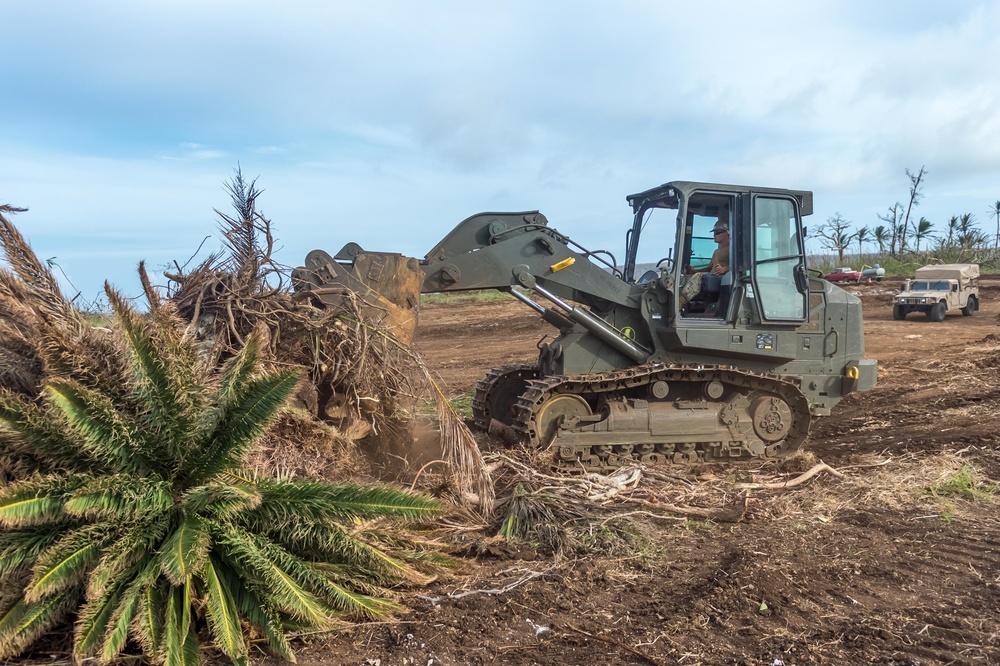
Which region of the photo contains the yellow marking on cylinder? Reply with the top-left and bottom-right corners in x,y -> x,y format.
550,257 -> 576,272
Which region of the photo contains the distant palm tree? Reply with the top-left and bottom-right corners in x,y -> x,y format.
913,218 -> 934,252
873,225 -> 889,255
0,290 -> 441,665
945,216 -> 960,248
855,226 -> 870,261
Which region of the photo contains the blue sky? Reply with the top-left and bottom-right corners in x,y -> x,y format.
3,0 -> 1000,302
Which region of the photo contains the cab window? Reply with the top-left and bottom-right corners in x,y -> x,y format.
752,197 -> 807,321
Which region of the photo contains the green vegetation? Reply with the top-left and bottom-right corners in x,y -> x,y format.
0,290 -> 442,665
926,464 -> 998,502
420,289 -> 515,305
448,393 -> 474,420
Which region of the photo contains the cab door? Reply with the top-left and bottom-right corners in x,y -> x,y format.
749,195 -> 808,322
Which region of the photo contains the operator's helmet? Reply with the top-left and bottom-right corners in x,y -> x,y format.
712,220 -> 729,235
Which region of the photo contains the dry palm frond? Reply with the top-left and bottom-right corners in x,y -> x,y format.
161,171 -> 494,515
0,206 -> 78,329
0,207 -> 124,402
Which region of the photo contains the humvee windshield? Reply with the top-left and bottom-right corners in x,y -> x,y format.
910,280 -> 950,291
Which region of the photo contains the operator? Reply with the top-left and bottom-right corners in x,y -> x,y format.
679,220 -> 730,307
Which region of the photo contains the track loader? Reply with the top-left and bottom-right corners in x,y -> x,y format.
293,180 -> 877,470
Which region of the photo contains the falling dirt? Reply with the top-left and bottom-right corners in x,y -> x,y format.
259,281 -> 1000,666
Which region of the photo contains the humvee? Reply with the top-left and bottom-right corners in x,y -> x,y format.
892,263 -> 979,321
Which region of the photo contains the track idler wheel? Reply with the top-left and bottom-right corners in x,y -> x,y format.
534,394 -> 592,445
750,395 -> 793,442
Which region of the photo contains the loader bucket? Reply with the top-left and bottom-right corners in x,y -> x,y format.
293,246 -> 423,345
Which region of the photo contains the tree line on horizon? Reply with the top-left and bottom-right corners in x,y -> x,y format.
812,166 -> 1000,265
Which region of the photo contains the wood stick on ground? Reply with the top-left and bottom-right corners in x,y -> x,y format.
417,568 -> 552,606
735,462 -> 845,490
563,624 -> 667,666
630,492 -> 749,523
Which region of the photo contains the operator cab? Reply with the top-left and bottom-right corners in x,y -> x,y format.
625,181 -> 811,325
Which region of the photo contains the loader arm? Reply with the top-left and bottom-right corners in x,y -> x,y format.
293,210 -> 645,347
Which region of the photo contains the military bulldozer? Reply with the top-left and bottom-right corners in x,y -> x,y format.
293,180 -> 877,470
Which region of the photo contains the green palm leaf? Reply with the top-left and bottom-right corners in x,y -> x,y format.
0,588 -> 78,659
201,557 -> 248,665
217,563 -> 295,661
25,527 -> 103,602
0,525 -> 68,578
0,390 -> 89,472
217,327 -> 264,406
86,514 -> 169,601
0,475 -> 85,528
213,525 -> 332,626
46,381 -> 161,475
185,370 -> 300,481
181,481 -> 261,520
159,514 -> 210,585
162,581 -> 200,666
63,474 -> 173,520
135,579 -> 167,658
99,557 -> 160,663
106,289 -> 192,463
250,480 -> 442,523
74,579 -> 125,658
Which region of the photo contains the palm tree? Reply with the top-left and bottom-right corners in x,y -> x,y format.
0,289 -> 441,665
855,226 -> 870,262
945,216 -> 960,248
873,225 -> 889,255
913,218 -> 934,252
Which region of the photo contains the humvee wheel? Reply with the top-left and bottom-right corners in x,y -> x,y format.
892,305 -> 906,321
962,297 -> 975,316
534,394 -> 592,446
930,302 -> 946,322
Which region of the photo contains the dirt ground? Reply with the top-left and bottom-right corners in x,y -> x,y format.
268,280 -> 1000,666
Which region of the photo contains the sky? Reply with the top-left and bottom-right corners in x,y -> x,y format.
3,0 -> 1000,304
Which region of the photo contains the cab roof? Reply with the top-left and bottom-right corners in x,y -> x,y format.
626,180 -> 813,216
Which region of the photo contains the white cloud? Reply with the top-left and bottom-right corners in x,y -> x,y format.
2,0 -> 1000,292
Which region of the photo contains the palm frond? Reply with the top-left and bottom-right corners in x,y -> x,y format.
159,514 -> 210,585
180,481 -> 261,520
0,525 -> 69,578
212,524 -> 331,627
64,474 -> 172,521
26,524 -> 108,602
215,560 -> 295,662
0,390 -> 92,472
86,514 -> 170,600
161,581 -> 200,666
248,519 -> 424,586
200,557 -> 248,665
0,209 -> 76,329
46,381 -> 161,475
134,579 -> 167,658
186,370 -> 300,481
0,588 -> 78,659
0,475 -> 85,528
99,557 -> 160,663
73,578 -> 125,658
105,288 -> 192,460
250,479 -> 443,523
217,326 -> 264,406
